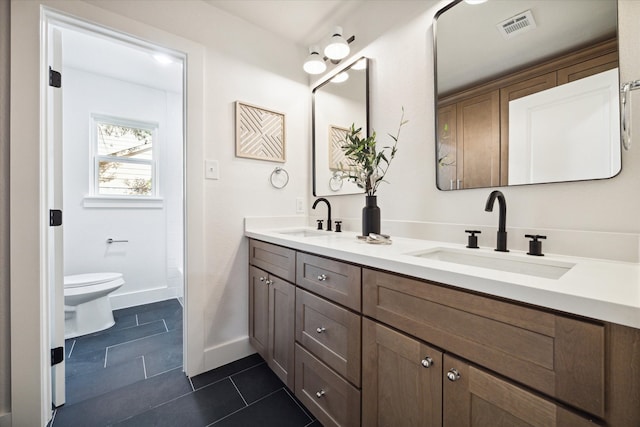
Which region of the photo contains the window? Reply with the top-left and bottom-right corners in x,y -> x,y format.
92,116 -> 158,198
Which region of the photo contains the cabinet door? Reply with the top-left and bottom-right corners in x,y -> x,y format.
437,103 -> 458,190
557,51 -> 618,85
362,319 -> 442,427
456,90 -> 499,189
268,275 -> 295,390
249,265 -> 270,361
443,354 -> 598,427
499,72 -> 556,185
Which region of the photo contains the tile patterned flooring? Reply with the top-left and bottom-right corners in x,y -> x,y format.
52,299 -> 320,427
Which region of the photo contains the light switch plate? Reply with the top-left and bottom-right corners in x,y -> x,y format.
205,160 -> 219,180
296,197 -> 305,213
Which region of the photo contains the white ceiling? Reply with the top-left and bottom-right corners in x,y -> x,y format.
203,0 -> 365,48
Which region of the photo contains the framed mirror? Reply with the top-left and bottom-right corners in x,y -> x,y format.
313,57 -> 369,196
434,0 -> 620,191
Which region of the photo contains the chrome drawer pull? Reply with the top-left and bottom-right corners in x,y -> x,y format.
317,274 -> 327,281
316,327 -> 326,334
447,368 -> 461,382
421,356 -> 433,368
316,390 -> 326,398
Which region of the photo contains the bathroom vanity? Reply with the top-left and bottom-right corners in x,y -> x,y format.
246,227 -> 640,427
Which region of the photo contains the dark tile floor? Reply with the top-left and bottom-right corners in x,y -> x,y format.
52,299 -> 320,427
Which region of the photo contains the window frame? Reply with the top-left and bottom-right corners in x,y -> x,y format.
89,114 -> 160,201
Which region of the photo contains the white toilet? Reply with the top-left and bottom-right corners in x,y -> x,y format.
64,272 -> 125,339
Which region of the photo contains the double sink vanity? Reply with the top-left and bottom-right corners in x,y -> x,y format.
245,222 -> 640,427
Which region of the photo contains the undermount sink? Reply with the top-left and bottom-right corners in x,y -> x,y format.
410,248 -> 574,279
276,229 -> 329,238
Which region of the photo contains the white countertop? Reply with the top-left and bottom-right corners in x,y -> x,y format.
245,226 -> 640,329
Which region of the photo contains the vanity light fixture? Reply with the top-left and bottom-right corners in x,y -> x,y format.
331,71 -> 349,83
325,26 -> 350,60
303,46 -> 327,75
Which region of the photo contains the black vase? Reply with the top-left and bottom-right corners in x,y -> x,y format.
362,195 -> 381,237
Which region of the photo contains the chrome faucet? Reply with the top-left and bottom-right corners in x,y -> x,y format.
484,190 -> 508,252
312,198 -> 332,231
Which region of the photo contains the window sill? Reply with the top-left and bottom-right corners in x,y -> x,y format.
83,195 -> 164,209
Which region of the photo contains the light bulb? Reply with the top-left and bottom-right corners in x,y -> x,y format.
324,26 -> 350,60
303,46 -> 326,74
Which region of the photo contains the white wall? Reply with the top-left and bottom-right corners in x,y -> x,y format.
312,0 -> 640,253
62,66 -> 184,307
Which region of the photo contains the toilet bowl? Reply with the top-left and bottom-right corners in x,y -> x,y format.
64,272 -> 124,339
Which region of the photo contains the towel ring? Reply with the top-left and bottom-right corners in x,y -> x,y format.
621,79 -> 640,151
270,167 -> 289,189
329,171 -> 345,191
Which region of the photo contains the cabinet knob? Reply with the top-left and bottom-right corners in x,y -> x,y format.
421,356 -> 434,368
316,390 -> 325,398
259,277 -> 266,282
317,274 -> 327,281
316,327 -> 326,334
447,368 -> 461,382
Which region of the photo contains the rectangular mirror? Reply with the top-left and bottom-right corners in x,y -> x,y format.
434,0 -> 620,191
313,57 -> 369,196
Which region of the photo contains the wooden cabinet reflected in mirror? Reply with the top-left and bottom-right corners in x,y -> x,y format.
434,0 -> 620,191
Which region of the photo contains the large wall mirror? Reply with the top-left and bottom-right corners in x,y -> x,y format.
434,0 -> 620,191
313,57 -> 369,196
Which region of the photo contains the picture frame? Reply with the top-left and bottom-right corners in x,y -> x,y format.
235,101 -> 286,162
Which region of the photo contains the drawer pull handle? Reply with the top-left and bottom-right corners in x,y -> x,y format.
447,368 -> 461,382
316,390 -> 326,398
316,327 -> 326,334
421,356 -> 433,368
317,274 -> 327,281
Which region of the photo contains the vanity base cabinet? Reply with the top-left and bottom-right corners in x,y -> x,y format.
295,344 -> 361,427
248,264 -> 295,390
362,318 -> 442,427
443,354 -> 599,427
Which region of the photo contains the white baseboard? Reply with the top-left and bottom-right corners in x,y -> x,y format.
203,336 -> 255,372
109,286 -> 180,310
0,412 -> 11,427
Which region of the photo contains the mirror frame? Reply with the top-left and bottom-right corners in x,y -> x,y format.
432,0 -> 621,191
312,56 -> 370,197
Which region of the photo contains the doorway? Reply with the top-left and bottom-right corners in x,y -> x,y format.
46,15 -> 186,407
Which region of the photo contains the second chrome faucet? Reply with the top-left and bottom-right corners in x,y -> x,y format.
485,190 -> 508,252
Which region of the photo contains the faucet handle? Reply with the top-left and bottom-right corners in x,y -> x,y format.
316,219 -> 324,230
334,221 -> 342,232
525,234 -> 547,256
465,230 -> 481,249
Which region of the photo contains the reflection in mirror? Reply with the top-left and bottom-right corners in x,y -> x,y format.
434,0 -> 620,191
313,57 -> 369,196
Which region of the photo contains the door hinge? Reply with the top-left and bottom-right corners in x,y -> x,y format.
49,66 -> 61,88
49,209 -> 62,227
51,347 -> 64,366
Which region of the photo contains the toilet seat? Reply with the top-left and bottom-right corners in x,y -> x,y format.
64,272 -> 123,288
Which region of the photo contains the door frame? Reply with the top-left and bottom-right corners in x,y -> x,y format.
10,3 -> 206,425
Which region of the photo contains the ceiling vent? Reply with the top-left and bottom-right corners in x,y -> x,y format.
497,10 -> 537,39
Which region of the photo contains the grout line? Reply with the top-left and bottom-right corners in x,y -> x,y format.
141,355 -> 148,379
229,377 -> 248,406
162,319 -> 168,332
104,347 -> 109,368
303,421 -> 316,427
105,329 -> 171,351
147,364 -> 185,379
207,387 -> 284,426
188,376 -> 196,392
284,386 -> 314,422
50,408 -> 57,426
136,314 -> 139,326
192,361 -> 265,391
67,340 -> 76,358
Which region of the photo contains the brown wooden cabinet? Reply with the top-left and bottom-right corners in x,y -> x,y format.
362,318 -> 443,427
443,354 -> 598,427
248,238 -> 640,426
248,241 -> 296,389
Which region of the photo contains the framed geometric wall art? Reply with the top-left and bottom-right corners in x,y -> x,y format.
235,101 -> 286,162
329,125 -> 357,171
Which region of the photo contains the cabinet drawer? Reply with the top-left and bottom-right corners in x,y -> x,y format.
296,289 -> 361,386
249,239 -> 296,283
363,269 -> 605,417
296,252 -> 361,310
295,344 -> 361,427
